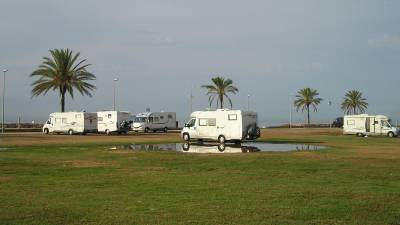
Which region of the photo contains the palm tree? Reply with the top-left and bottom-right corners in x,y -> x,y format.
30,48 -> 96,112
341,90 -> 368,115
294,88 -> 323,125
201,77 -> 239,109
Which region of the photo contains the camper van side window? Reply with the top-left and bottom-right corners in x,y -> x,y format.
62,118 -> 67,123
228,114 -> 237,120
98,117 -> 103,122
154,117 -> 159,122
347,120 -> 355,125
168,114 -> 173,119
108,114 -> 112,119
160,116 -> 164,119
207,118 -> 216,126
75,114 -> 81,118
199,118 -> 207,126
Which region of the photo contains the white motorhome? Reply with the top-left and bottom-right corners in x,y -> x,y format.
43,112 -> 98,135
97,111 -> 132,134
181,109 -> 261,143
131,112 -> 177,132
343,114 -> 399,137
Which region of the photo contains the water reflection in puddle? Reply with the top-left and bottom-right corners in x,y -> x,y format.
112,142 -> 325,153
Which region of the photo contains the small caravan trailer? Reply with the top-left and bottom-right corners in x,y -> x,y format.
42,112 -> 98,135
181,109 -> 261,143
343,114 -> 399,137
97,111 -> 131,134
131,112 -> 177,132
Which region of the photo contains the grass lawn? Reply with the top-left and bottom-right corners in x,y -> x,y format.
1,129 -> 400,224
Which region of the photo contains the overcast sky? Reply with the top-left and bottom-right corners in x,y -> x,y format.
1,0 -> 400,125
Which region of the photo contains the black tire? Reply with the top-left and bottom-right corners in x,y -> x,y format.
356,133 -> 363,137
218,144 -> 226,152
163,127 -> 168,133
218,135 -> 226,144
105,129 -> 111,135
43,128 -> 49,135
68,129 -> 73,135
144,127 -> 149,133
82,132 -> 87,136
183,133 -> 190,141
182,142 -> 190,151
388,132 -> 395,138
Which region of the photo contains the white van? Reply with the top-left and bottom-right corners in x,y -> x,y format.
343,114 -> 399,137
43,112 -> 98,135
181,109 -> 260,143
132,112 -> 177,132
97,111 -> 132,134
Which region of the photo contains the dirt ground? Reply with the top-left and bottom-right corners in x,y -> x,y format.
0,128 -> 343,147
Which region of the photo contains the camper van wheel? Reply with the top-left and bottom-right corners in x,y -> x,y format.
68,129 -> 74,135
356,133 -> 363,137
163,127 -> 168,133
388,132 -> 395,138
43,128 -> 49,135
105,129 -> 111,135
144,127 -> 149,133
218,135 -> 226,144
183,133 -> 190,141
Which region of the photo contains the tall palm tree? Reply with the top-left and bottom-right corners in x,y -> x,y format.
201,77 -> 239,109
341,90 -> 368,115
30,48 -> 96,112
294,88 -> 323,125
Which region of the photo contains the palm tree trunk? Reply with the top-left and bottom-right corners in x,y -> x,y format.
219,94 -> 223,109
307,105 -> 310,125
60,88 -> 65,112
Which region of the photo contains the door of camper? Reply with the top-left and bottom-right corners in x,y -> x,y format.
185,117 -> 199,138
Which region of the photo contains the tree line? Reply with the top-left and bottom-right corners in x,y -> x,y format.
30,48 -> 368,125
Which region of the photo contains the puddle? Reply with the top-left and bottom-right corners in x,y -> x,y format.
112,142 -> 326,154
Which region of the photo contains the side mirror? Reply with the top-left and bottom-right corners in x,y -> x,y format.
47,121 -> 51,124
184,123 -> 189,127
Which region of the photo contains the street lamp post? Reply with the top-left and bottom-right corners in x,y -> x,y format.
113,78 -> 118,111
2,69 -> 8,133
247,94 -> 250,111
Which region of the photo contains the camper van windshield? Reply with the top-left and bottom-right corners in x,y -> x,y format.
382,121 -> 391,127
134,117 -> 147,123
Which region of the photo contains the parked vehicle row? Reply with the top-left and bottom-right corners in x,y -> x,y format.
42,110 -> 177,135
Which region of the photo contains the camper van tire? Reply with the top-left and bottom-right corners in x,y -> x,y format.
105,129 -> 111,135
68,129 -> 74,135
388,132 -> 395,138
182,142 -> 190,151
163,127 -> 168,133
218,135 -> 226,144
43,128 -> 49,134
144,127 -> 150,133
218,144 -> 226,152
183,133 -> 190,141
356,133 -> 364,137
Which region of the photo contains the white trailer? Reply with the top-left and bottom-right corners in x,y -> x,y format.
97,111 -> 132,134
42,112 -> 98,135
343,114 -> 399,137
181,109 -> 261,143
132,112 -> 177,132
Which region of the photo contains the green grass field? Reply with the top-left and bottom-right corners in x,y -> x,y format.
1,129 -> 400,224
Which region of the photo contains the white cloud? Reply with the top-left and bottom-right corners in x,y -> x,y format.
368,35 -> 400,47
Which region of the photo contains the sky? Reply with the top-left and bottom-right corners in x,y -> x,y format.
1,0 -> 400,126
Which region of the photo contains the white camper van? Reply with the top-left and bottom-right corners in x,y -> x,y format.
97,111 -> 132,134
181,109 -> 261,143
132,112 -> 177,132
43,112 -> 98,135
343,114 -> 399,137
